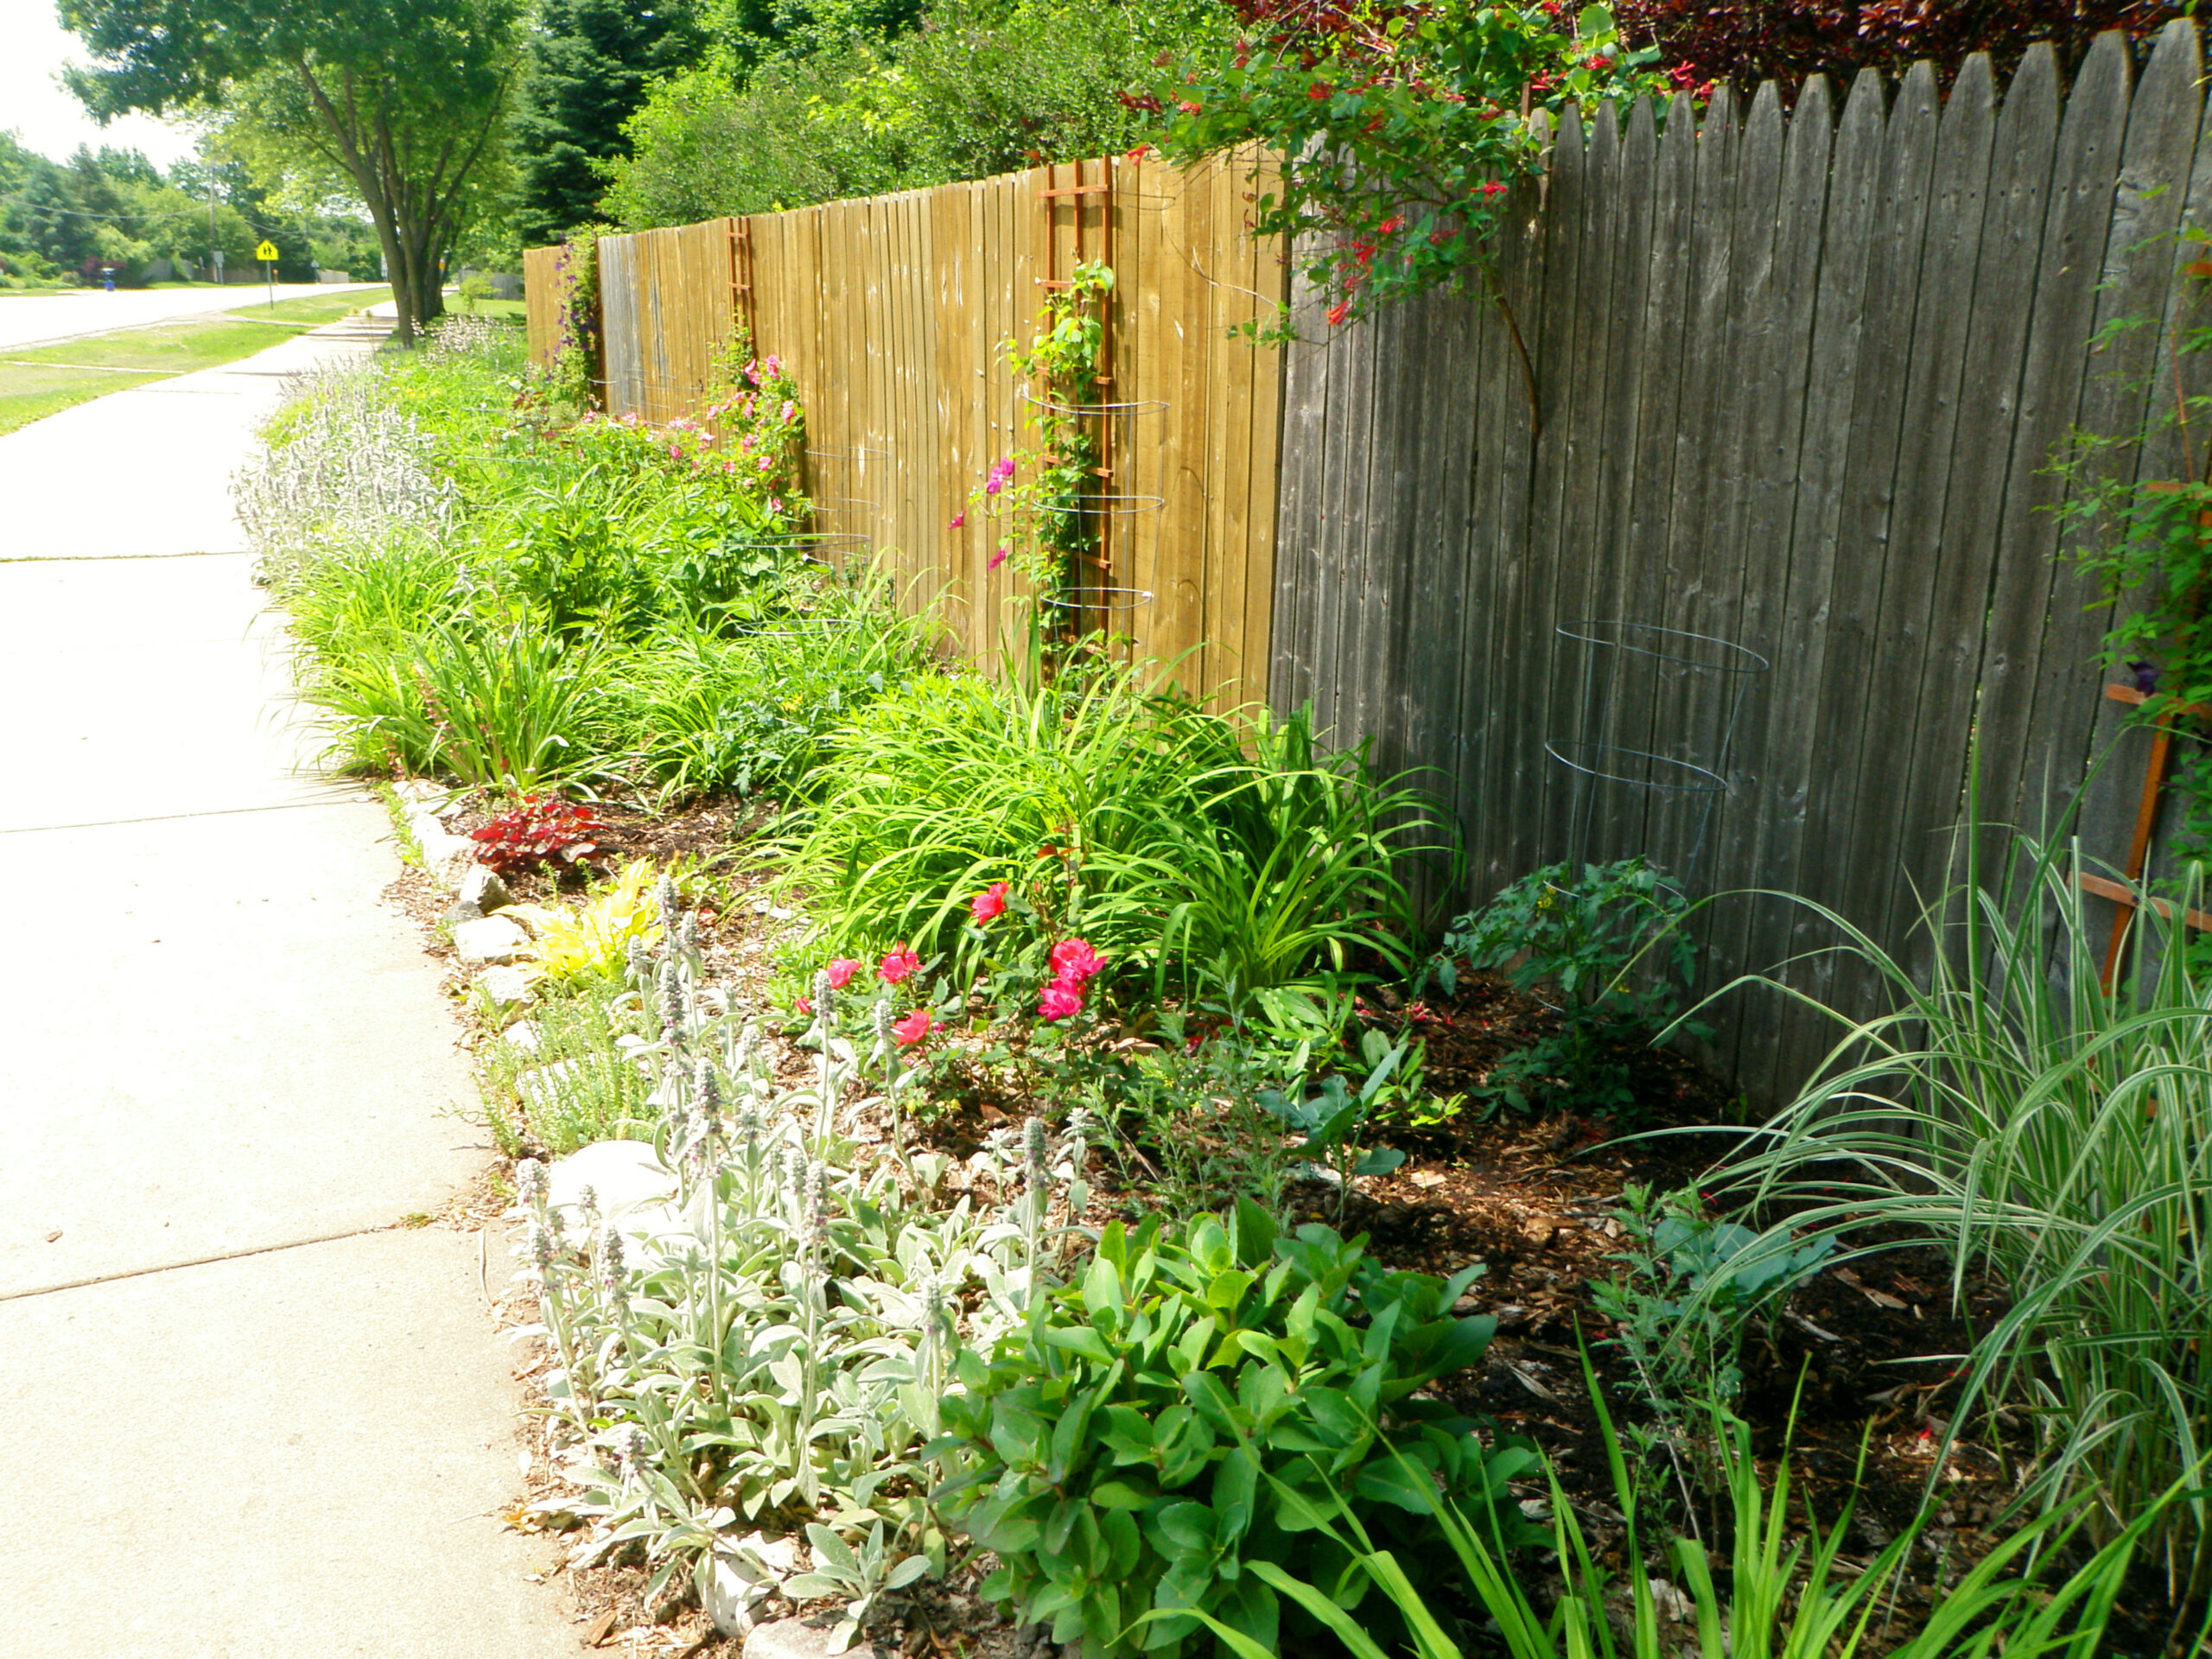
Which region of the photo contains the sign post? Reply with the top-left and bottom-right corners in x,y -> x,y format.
255,240 -> 279,308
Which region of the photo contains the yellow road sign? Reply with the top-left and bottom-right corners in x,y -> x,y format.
254,240 -> 279,262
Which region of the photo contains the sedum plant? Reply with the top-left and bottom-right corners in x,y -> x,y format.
930,1200 -> 1535,1657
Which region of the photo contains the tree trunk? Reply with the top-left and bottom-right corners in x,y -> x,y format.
290,58 -> 509,348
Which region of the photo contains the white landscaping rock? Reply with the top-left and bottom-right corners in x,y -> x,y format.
544,1141 -> 696,1255
501,1020 -> 542,1055
443,864 -> 512,925
704,1532 -> 800,1639
407,810 -> 475,876
479,967 -> 533,1007
453,914 -> 529,964
744,1618 -> 844,1659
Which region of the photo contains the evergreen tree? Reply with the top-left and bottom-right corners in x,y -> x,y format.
511,0 -> 705,245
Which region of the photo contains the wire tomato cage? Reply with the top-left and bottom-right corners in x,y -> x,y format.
799,442 -> 892,566
1545,620 -> 1771,891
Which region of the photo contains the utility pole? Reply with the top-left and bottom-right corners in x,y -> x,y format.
207,180 -> 216,282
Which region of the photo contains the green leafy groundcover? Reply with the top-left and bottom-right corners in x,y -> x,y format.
931,1199 -> 1537,1657
256,323 -> 928,800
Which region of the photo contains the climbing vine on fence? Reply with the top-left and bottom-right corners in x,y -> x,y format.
966,260 -> 1113,595
1147,1 -> 1669,342
2060,258 -> 2212,861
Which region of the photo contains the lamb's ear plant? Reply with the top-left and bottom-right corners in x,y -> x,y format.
506,938 -> 1062,1637
1698,811 -> 2212,1602
783,1521 -> 933,1654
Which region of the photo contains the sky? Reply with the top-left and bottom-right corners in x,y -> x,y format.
0,0 -> 204,168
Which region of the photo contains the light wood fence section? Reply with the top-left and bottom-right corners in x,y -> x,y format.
521,242 -> 575,372
1272,22 -> 2212,1102
539,155 -> 1289,709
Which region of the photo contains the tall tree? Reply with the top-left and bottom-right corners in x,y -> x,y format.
510,0 -> 704,246
58,0 -> 524,340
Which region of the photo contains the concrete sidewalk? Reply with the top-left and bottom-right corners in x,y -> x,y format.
0,325 -> 572,1653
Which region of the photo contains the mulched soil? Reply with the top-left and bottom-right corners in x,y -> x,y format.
380,786 -> 2189,1656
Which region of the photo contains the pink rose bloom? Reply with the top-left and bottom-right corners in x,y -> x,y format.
1039,982 -> 1084,1021
1049,938 -> 1105,984
766,354 -> 782,374
825,957 -> 862,989
949,512 -> 965,530
988,548 -> 1007,570
795,995 -> 813,1014
893,1007 -> 937,1046
879,946 -> 921,985
969,882 -> 1008,924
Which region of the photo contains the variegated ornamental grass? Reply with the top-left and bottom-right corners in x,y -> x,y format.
1707,825 -> 2212,1603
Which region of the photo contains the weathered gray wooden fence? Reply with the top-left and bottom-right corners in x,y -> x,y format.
1271,22 -> 2212,1103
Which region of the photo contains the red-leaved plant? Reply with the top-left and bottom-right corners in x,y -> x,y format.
469,794 -> 604,874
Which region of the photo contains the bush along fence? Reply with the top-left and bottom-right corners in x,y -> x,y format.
524,21 -> 2212,1104
527,152 -> 1289,711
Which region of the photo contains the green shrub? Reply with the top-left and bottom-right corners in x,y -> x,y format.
592,604 -> 932,803
601,0 -> 1231,230
1435,855 -> 1699,1115
931,1200 -> 1535,1657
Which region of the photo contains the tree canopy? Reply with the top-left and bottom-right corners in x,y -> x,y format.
510,0 -> 706,245
60,0 -> 524,338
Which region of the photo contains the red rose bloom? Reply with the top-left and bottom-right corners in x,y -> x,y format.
1049,938 -> 1105,983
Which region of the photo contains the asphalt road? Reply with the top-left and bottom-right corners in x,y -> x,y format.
0,280 -> 380,353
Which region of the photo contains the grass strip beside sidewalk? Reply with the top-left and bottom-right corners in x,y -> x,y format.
0,292 -> 392,436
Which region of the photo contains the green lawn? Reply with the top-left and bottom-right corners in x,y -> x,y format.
0,308 -> 365,435
0,364 -> 169,432
226,286 -> 391,325
450,296 -> 527,321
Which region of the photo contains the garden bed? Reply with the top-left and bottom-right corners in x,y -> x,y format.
380,811 -> 2044,1659
252,319 -> 2207,1659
